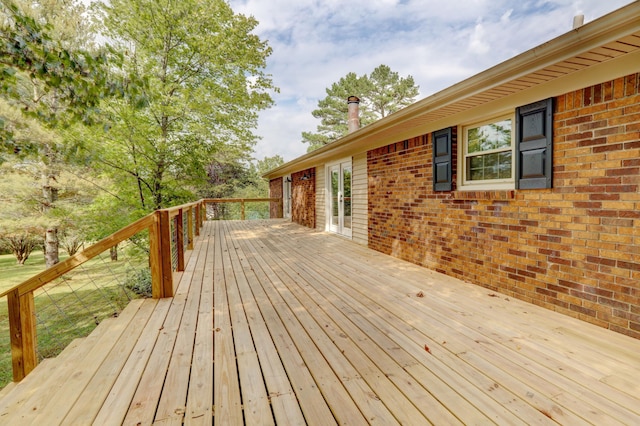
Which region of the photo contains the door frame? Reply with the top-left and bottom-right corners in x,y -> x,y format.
282,175 -> 292,219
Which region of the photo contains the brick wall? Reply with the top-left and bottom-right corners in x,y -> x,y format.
292,168 -> 316,228
368,73 -> 640,338
269,177 -> 283,218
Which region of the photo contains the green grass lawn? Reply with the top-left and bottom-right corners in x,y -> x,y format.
0,251 -> 68,293
0,249 -> 148,390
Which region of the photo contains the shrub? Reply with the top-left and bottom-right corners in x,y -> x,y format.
125,268 -> 152,297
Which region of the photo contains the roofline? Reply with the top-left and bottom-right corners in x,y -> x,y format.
264,1 -> 640,179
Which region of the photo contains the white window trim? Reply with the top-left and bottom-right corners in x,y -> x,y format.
458,114 -> 515,191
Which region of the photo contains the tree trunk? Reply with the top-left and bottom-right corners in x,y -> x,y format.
42,161 -> 60,269
44,228 -> 59,268
110,244 -> 118,262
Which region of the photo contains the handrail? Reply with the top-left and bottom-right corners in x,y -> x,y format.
203,197 -> 281,220
203,198 -> 278,202
1,197 -> 280,382
164,200 -> 201,219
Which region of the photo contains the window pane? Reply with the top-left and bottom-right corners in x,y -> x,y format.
467,120 -> 512,153
499,152 -> 512,179
331,170 -> 339,226
343,167 -> 352,229
467,151 -> 512,181
468,156 -> 481,180
484,153 -> 499,179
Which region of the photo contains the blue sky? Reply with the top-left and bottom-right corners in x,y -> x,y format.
229,0 -> 634,162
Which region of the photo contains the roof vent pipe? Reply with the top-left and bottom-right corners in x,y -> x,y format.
347,96 -> 360,133
573,14 -> 584,29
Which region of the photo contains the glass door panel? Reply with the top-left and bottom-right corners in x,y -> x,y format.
330,166 -> 340,232
327,161 -> 352,237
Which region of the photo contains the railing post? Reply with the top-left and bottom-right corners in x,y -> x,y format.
149,212 -> 162,299
241,199 -> 245,220
176,209 -> 185,272
8,289 -> 37,382
197,201 -> 204,229
187,207 -> 194,249
149,210 -> 174,298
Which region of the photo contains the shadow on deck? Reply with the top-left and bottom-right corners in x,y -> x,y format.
0,219 -> 638,424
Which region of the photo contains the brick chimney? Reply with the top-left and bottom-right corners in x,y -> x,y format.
347,96 -> 360,133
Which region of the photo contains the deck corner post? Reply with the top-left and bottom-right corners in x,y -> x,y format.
241,199 -> 245,221
150,210 -> 174,298
8,289 -> 37,382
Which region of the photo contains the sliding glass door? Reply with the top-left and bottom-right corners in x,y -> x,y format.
328,161 -> 352,238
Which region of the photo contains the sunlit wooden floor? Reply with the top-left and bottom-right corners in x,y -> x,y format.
0,219 -> 639,424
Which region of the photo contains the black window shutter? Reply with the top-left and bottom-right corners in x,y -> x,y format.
432,127 -> 453,192
516,98 -> 553,189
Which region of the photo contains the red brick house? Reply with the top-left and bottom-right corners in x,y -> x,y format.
265,2 -> 640,338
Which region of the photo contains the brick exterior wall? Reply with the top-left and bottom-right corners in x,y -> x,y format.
269,177 -> 283,218
368,73 -> 640,338
291,168 -> 316,228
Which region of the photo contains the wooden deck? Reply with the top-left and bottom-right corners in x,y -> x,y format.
0,219 -> 639,425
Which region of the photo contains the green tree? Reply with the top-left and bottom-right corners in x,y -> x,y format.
367,65 -> 419,118
302,64 -> 419,152
0,0 -> 112,156
255,154 -> 284,177
243,154 -> 285,198
0,158 -> 104,265
301,72 -> 372,150
0,160 -> 45,265
90,0 -> 276,212
200,154 -> 282,219
1,0 -> 114,268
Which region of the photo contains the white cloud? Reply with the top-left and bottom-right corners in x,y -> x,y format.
230,0 -> 634,162
469,20 -> 490,55
501,9 -> 513,23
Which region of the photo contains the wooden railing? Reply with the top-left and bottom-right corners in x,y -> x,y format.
0,198 -> 280,382
202,197 -> 281,220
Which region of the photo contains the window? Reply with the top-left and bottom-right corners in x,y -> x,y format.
461,116 -> 514,189
432,98 -> 553,192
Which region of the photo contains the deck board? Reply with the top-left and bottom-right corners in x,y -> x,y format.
185,224 -> 215,425
155,232 -> 208,425
63,299 -> 158,425
93,297 -> 172,426
213,221 -> 244,424
227,224 -> 306,425
1,219 -> 639,425
221,222 -> 274,425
